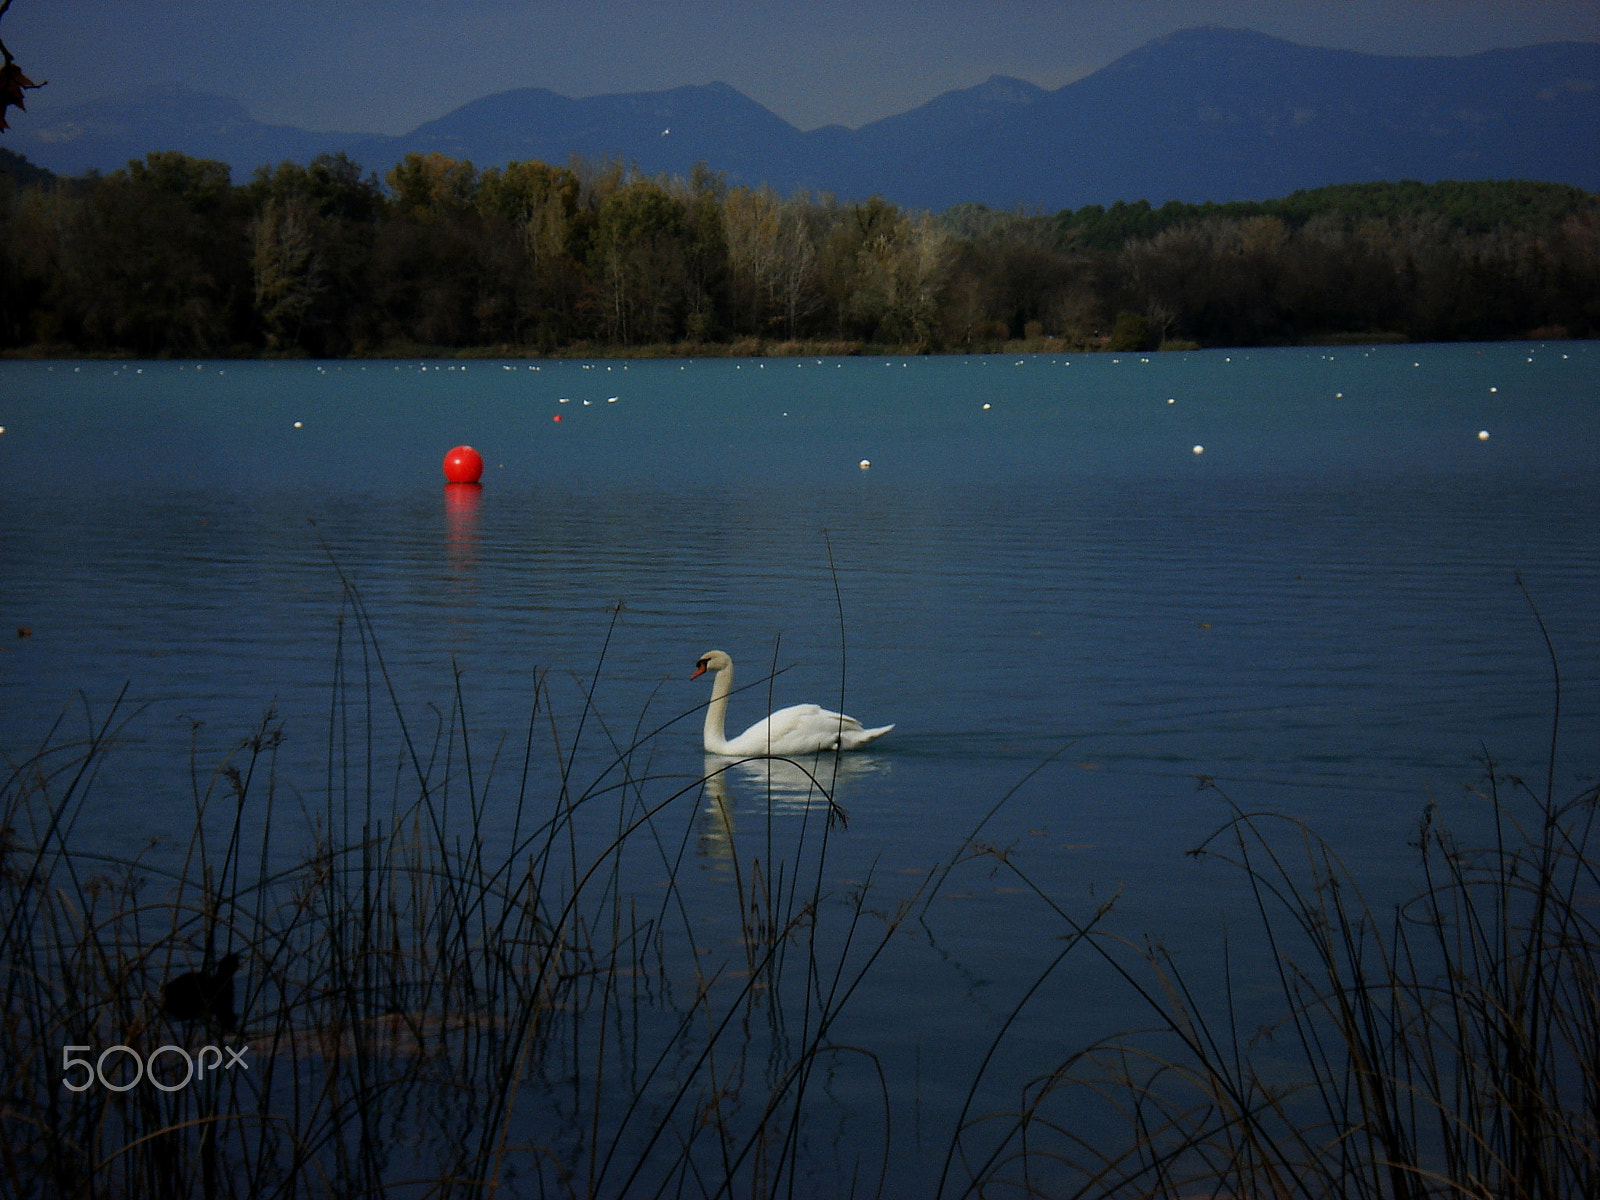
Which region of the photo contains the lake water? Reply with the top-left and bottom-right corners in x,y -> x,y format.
2,344 -> 1597,1193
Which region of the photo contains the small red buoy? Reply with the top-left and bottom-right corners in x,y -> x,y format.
443,445 -> 484,484
552,414 -> 562,422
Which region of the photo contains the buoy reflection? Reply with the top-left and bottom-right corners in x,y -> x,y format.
444,482 -> 482,575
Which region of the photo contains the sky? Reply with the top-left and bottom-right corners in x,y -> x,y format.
5,0 -> 1598,134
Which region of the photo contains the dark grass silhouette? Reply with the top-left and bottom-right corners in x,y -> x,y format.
1,571 -> 1592,1198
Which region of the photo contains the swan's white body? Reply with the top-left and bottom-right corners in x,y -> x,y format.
693,650 -> 893,757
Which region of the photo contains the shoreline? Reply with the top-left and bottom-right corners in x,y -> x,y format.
26,328 -> 1588,363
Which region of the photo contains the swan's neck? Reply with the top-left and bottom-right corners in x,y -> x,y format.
702,665 -> 734,754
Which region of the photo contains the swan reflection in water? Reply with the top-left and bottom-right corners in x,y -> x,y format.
697,753 -> 888,863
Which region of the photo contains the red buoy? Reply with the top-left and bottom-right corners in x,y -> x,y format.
443,445 -> 484,483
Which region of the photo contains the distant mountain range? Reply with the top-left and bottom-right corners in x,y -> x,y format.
8,27 -> 1597,209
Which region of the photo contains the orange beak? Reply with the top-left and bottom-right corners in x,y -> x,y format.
690,663 -> 707,680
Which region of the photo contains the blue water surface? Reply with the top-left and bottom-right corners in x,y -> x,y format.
2,343 -> 1596,1191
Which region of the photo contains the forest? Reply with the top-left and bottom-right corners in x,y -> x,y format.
1,146 -> 1597,357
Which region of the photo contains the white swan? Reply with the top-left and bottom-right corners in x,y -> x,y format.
692,649 -> 894,756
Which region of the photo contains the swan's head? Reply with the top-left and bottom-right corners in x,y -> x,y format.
691,649 -> 731,680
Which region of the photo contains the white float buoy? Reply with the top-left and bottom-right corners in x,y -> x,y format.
1192,445 -> 1204,455
1478,430 -> 1490,440
859,459 -> 871,470
982,403 -> 991,410
293,421 -> 303,429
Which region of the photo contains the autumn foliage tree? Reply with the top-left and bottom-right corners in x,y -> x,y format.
0,149 -> 1595,355
35,152 -> 251,354
250,154 -> 381,354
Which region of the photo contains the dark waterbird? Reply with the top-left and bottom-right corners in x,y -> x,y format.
161,952 -> 240,1030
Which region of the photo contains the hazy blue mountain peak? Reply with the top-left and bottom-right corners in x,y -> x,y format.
5,27 -> 1594,204
972,75 -> 1046,100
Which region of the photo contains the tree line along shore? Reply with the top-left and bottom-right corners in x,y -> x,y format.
1,147 -> 1596,358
